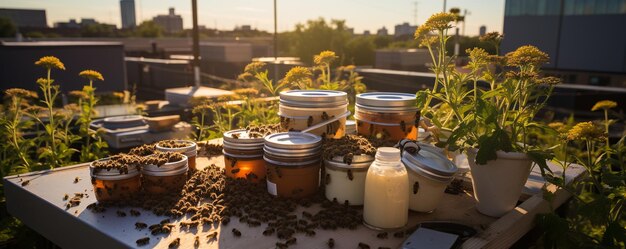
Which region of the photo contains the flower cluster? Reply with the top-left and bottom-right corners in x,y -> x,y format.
79,70 -> 104,81
5,88 -> 38,99
36,78 -> 54,87
243,61 -> 266,74
314,51 -> 337,65
505,45 -> 549,67
591,100 -> 617,111
35,56 -> 65,70
68,90 -> 89,100
566,121 -> 606,141
479,32 -> 503,44
233,88 -> 259,97
284,66 -> 313,85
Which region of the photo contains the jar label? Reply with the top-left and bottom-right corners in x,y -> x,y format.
267,180 -> 278,196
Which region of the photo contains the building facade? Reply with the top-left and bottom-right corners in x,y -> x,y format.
120,0 -> 136,29
0,8 -> 47,28
502,0 -> 626,86
479,25 -> 486,36
394,22 -> 418,37
153,8 -> 183,34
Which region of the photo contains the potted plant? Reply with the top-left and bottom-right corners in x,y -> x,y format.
415,12 -> 559,217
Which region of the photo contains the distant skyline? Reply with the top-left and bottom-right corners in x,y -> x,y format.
1,0 -> 505,36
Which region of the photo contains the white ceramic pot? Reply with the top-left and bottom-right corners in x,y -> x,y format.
466,148 -> 532,217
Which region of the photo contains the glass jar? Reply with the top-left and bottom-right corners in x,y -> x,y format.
324,155 -> 373,205
363,147 -> 409,230
223,129 -> 266,182
156,140 -> 197,170
89,158 -> 141,202
141,155 -> 189,194
264,132 -> 322,198
401,142 -> 458,212
279,90 -> 348,139
355,92 -> 420,143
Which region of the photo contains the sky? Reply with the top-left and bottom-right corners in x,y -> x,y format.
2,0 -> 505,36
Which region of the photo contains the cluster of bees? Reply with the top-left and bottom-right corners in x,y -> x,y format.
157,140 -> 193,149
246,123 -> 285,138
197,143 -> 223,157
128,144 -> 156,156
91,151 -> 184,175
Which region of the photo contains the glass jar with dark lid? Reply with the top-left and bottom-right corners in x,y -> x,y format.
264,132 -> 322,198
89,158 -> 141,202
355,92 -> 420,142
223,129 -> 266,182
279,90 -> 348,138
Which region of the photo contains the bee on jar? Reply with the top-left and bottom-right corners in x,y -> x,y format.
327,238 -> 335,248
376,232 -> 388,239
135,222 -> 147,230
285,237 -> 297,245
413,181 -> 419,194
347,169 -> 354,180
358,242 -> 371,249
231,168 -> 240,174
116,210 -> 126,217
307,116 -> 314,127
263,227 -> 275,236
206,231 -> 218,241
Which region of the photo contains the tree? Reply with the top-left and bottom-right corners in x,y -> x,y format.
81,23 -> 115,37
283,18 -> 352,65
0,17 -> 16,37
135,21 -> 163,38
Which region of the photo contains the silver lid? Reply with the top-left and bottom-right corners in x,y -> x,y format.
402,143 -> 457,182
223,129 -> 266,144
264,132 -> 322,158
142,154 -> 188,172
324,154 -> 374,170
280,90 -> 348,108
356,92 -> 418,112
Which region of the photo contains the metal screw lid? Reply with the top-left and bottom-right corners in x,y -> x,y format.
264,132 -> 322,158
280,90 -> 348,108
401,143 -> 458,182
356,92 -> 419,112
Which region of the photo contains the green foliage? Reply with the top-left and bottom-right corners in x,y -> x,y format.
135,21 -> 163,38
0,17 -> 16,37
81,23 -> 116,37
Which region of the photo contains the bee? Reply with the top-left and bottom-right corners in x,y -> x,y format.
116,210 -> 126,217
376,232 -> 388,239
21,180 -> 30,186
276,242 -> 288,249
322,112 -> 329,120
347,169 -> 354,180
393,231 -> 405,238
232,228 -> 242,237
168,238 -> 180,248
302,211 -> 313,219
275,167 -> 282,178
231,168 -> 240,174
358,242 -> 371,249
230,157 -> 237,168
263,227 -> 275,236
160,218 -> 171,225
135,222 -> 147,230
74,177 -> 81,183
378,247 -> 391,249
344,200 -> 350,206
325,173 -> 331,185
136,237 -> 150,246
413,181 -> 419,194
400,120 -> 407,133
305,230 -> 316,236
206,231 -> 218,241
130,209 -> 141,216
307,116 -> 314,127
63,194 -> 69,201
247,220 -> 261,227
232,133 -> 240,139
286,237 -> 297,245
221,216 -> 231,225
327,238 -> 335,248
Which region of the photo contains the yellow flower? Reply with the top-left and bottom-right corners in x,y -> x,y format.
233,88 -> 259,97
479,32 -> 503,44
5,88 -> 38,99
339,65 -> 356,71
548,122 -> 568,133
467,48 -> 490,65
418,36 -> 438,48
566,121 -> 606,141
414,25 -> 432,40
68,90 -> 89,100
35,56 -> 65,70
63,103 -> 81,113
314,51 -> 338,65
192,103 -> 212,115
591,100 -> 617,111
505,45 -> 549,67
237,72 -> 256,82
284,66 -> 313,86
536,76 -> 561,85
424,12 -> 456,30
243,61 -> 266,74
79,70 -> 104,81
36,78 -> 54,86
113,92 -> 125,99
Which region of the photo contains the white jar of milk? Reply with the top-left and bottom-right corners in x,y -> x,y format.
363,147 -> 409,230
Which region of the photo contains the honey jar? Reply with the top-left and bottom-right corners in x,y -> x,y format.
223,129 -> 266,182
401,142 -> 458,212
355,92 -> 420,143
279,90 -> 348,138
324,155 -> 373,205
141,154 -> 189,194
264,132 -> 322,198
90,157 -> 141,202
156,140 -> 198,170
